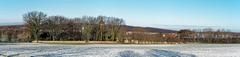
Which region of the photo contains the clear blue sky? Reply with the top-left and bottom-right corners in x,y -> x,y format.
0,0 -> 240,32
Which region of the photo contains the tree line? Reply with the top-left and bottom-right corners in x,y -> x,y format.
23,11 -> 125,42
178,28 -> 240,43
1,11 -> 239,43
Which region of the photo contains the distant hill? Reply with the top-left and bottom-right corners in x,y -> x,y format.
123,25 -> 177,33
0,22 -> 24,26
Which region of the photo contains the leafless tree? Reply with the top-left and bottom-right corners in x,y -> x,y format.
107,17 -> 125,41
23,11 -> 47,42
43,16 -> 66,41
81,16 -> 95,42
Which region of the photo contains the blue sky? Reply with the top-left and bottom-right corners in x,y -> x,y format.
0,0 -> 240,32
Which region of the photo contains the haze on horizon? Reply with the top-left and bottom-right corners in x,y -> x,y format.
0,0 -> 240,32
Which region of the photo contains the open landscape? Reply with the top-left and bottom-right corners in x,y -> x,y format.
1,43 -> 240,57
1,0 -> 240,57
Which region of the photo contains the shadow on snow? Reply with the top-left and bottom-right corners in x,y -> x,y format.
118,49 -> 196,57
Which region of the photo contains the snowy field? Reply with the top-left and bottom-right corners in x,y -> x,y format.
0,43 -> 240,57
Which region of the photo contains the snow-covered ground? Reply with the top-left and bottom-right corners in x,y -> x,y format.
0,43 -> 240,57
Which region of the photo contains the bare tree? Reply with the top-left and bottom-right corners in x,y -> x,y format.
81,16 -> 96,42
97,16 -> 105,41
23,11 -> 47,42
44,16 -> 66,41
107,17 -> 125,41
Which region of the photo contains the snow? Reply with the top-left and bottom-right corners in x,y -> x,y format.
0,43 -> 240,57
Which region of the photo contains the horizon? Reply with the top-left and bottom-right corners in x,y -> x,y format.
0,0 -> 240,32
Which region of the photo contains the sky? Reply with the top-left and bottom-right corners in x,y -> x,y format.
0,0 -> 240,32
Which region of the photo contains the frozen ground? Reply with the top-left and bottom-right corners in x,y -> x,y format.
0,43 -> 240,57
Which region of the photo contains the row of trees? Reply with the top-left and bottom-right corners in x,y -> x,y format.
19,11 -> 240,43
23,11 -> 125,42
22,11 -> 181,43
178,28 -> 240,43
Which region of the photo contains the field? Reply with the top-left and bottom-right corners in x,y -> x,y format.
0,43 -> 240,57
